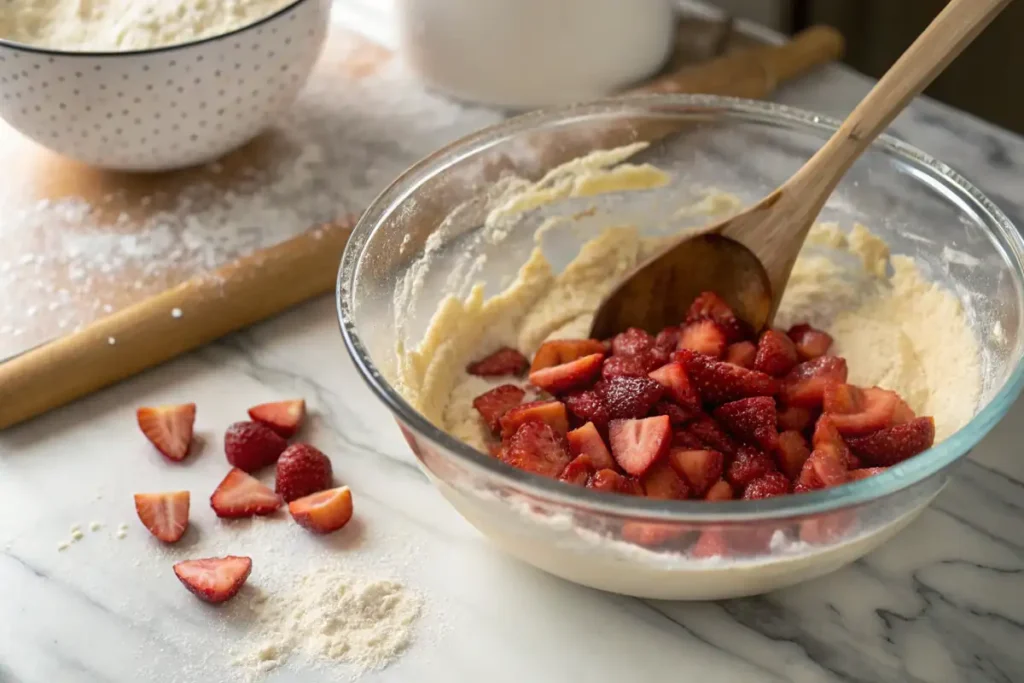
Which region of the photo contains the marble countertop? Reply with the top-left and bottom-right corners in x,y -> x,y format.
3,5 -> 1024,683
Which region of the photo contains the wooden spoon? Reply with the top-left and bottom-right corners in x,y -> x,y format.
590,0 -> 1012,340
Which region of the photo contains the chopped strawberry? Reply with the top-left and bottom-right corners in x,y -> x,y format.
137,403 -> 196,462
713,396 -> 779,452
812,414 -> 856,468
823,383 -> 911,436
846,417 -> 935,466
798,420 -> 851,490
685,291 -> 748,342
724,341 -> 757,368
500,421 -> 572,478
597,376 -> 665,420
247,399 -> 306,438
173,556 -> 252,604
564,391 -> 610,431
289,486 -> 354,534
648,361 -> 702,408
892,399 -> 917,425
473,385 -> 526,433
566,422 -> 615,470
602,355 -> 649,379
726,447 -> 775,490
611,327 -> 656,357
467,347 -> 529,377
641,460 -> 690,500
275,443 -> 333,503
780,356 -> 848,408
499,400 -> 569,438
685,415 -> 739,455
210,468 -> 283,518
800,511 -> 854,544
775,430 -> 811,480
676,348 -> 779,404
776,403 -> 815,432
847,467 -> 888,481
651,400 -> 698,426
704,480 -> 734,501
587,468 -> 642,495
529,353 -> 603,394
787,324 -> 833,360
558,454 -> 595,486
677,319 -> 728,358
224,421 -> 288,472
621,521 -> 685,547
654,326 -> 681,353
667,448 -> 723,497
531,339 -> 607,372
672,430 -> 707,450
753,330 -> 798,377
134,491 -> 190,543
692,530 -> 729,557
608,415 -> 672,476
743,471 -> 790,500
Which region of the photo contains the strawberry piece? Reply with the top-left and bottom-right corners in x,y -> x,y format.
134,491 -> 190,543
529,353 -> 603,394
692,530 -> 729,557
467,347 -> 529,377
137,403 -> 196,462
608,415 -> 672,476
558,454 -> 595,486
800,510 -> 855,544
288,486 -> 354,534
677,319 -> 728,358
602,355 -> 648,379
564,391 -> 610,432
787,324 -> 833,360
685,291 -> 748,342
672,430 -> 707,450
640,460 -> 690,500
210,468 -> 283,518
587,468 -> 642,495
753,330 -> 798,377
611,327 -> 655,357
797,419 -> 851,490
499,400 -> 569,438
173,556 -> 252,604
531,339 -> 606,372
777,404 -> 815,432
667,448 -> 723,497
654,326 -> 681,353
473,385 -> 526,433
743,471 -> 790,500
622,521 -> 685,547
846,417 -> 935,466
813,414 -> 855,468
247,399 -> 306,438
848,467 -> 888,481
597,376 -> 665,420
713,396 -> 779,452
775,430 -> 811,480
648,361 -> 701,408
780,356 -> 848,408
726,447 -> 775,490
275,443 -> 333,503
566,422 -> 615,470
676,348 -> 779,404
685,415 -> 739,455
651,400 -> 698,426
224,421 -> 288,472
704,480 -> 734,501
724,341 -> 757,369
500,421 -> 572,478
823,383 -> 911,436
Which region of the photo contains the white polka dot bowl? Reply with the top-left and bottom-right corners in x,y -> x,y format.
0,0 -> 331,172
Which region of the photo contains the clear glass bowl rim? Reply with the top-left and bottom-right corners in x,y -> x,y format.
337,94 -> 1024,522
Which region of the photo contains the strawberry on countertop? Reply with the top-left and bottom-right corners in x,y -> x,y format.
173,556 -> 252,604
137,403 -> 196,462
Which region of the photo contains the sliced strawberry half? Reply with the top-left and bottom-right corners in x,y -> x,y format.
654,327 -> 681,353
677,319 -> 727,358
173,556 -> 252,604
288,486 -> 354,534
499,421 -> 572,478
743,471 -> 790,500
724,341 -> 757,369
713,396 -> 779,452
597,376 -> 665,420
602,355 -> 650,379
473,385 -> 526,433
780,356 -> 848,408
134,491 -> 190,543
640,460 -> 690,500
685,291 -> 748,342
846,417 -> 935,466
587,468 -> 643,495
210,468 -> 283,518
797,417 -> 850,489
775,430 -> 811,480
812,414 -> 855,468
704,480 -> 734,501
823,383 -> 912,436
667,448 -> 723,497
608,415 -> 672,476
564,390 -> 610,431
675,349 -> 779,404
531,339 -> 607,372
753,330 -> 798,377
566,421 -> 615,470
558,454 -> 596,486
787,324 -> 833,360
529,353 -> 604,394
137,403 -> 196,462
685,415 -> 739,455
648,361 -> 702,408
726,447 -> 775,490
467,347 -> 529,377
247,399 -> 306,438
611,327 -> 655,357
776,403 -> 815,432
499,400 -> 569,438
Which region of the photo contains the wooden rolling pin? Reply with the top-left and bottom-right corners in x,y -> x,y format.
0,26 -> 843,430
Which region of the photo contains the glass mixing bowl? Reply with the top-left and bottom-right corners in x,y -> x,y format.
337,95 -> 1024,600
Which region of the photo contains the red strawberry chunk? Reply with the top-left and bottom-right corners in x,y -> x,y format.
602,355 -> 649,379
210,468 -> 283,518
611,327 -> 656,357
529,353 -> 603,394
564,391 -> 610,432
724,341 -> 757,369
672,430 -> 707,450
224,421 -> 288,472
704,480 -> 734,501
588,469 -> 643,495
134,491 -> 190,543
597,376 -> 665,420
777,403 -> 815,432
648,361 -> 701,408
775,430 -> 811,480
566,422 -> 615,470
692,530 -> 729,557
713,396 -> 779,452
780,356 -> 848,408
847,467 -> 888,481
726,447 -> 775,490
500,400 -> 569,438
500,421 -> 572,478
654,326 -> 681,353
667,448 -> 723,497
797,451 -> 846,490
137,403 -> 196,462
622,521 -> 686,547
788,324 -> 833,360
531,339 -> 606,372
247,399 -> 306,438
846,417 -> 935,466
608,415 -> 672,476
685,291 -> 748,342
473,385 -> 526,433
289,486 -> 354,535
743,471 -> 790,500
677,319 -> 728,358
754,330 -> 799,377
275,443 -> 333,503
467,347 -> 529,377
676,348 -> 779,404
812,414 -> 855,468
558,454 -> 595,486
823,383 -> 911,436
686,415 -> 739,456
651,400 -> 698,426
641,460 -> 690,500
173,556 -> 252,604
